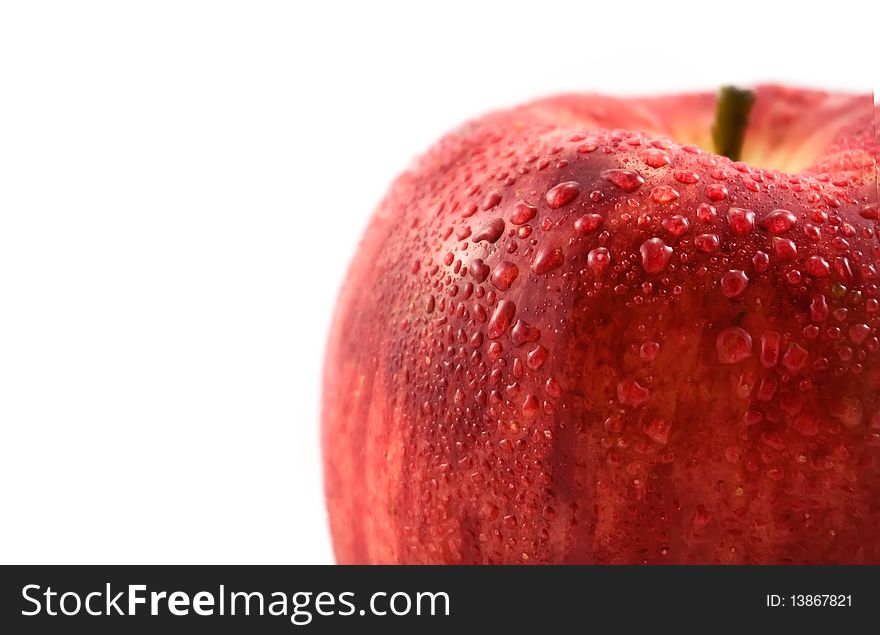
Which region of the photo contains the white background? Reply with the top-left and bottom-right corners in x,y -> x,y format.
0,1 -> 876,564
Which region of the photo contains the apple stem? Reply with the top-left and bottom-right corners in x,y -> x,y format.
712,86 -> 756,162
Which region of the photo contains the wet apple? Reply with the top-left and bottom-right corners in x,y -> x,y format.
323,86 -> 879,564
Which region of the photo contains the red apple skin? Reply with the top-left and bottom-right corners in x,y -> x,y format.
323,86 -> 879,564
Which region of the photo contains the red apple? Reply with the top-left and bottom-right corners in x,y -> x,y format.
323,85 -> 879,564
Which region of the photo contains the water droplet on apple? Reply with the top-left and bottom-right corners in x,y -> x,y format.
473,218 -> 505,243
645,418 -> 671,444
834,257 -> 853,282
760,331 -> 780,367
794,412 -> 819,437
527,344 -> 548,369
661,215 -> 690,237
640,149 -> 670,168
727,207 -> 755,236
487,300 -> 516,339
488,341 -> 503,361
720,270 -> 749,297
545,181 -> 581,208
490,261 -> 519,291
757,377 -> 777,401
691,506 -> 713,533
759,209 -> 797,234
574,213 -> 604,234
772,237 -> 797,260
481,190 -> 502,210
849,323 -> 871,344
673,170 -> 701,184
829,397 -> 863,429
469,331 -> 483,349
805,255 -> 830,278
510,319 -> 540,347
640,238 -> 673,274
512,357 -> 525,379
782,343 -> 808,373
705,184 -> 728,201
752,251 -> 769,273
532,247 -> 565,274
510,201 -> 537,225
617,379 -> 649,407
577,141 -> 598,153
696,203 -> 716,222
522,394 -> 539,418
602,168 -> 644,193
470,258 -> 490,282
650,185 -> 680,204
587,247 -> 611,278
717,327 -> 753,363
695,233 -> 720,253
640,340 -> 660,362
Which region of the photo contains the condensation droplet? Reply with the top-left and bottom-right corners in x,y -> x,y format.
617,379 -> 649,407
760,331 -> 780,367
527,344 -> 548,370
481,190 -> 502,210
602,168 -> 644,193
587,247 -> 611,278
473,218 -> 505,243
545,181 -> 581,209
720,270 -> 749,298
650,185 -> 680,204
805,255 -> 830,278
510,201 -> 537,225
522,394 -> 539,418
470,258 -> 490,282
640,341 -> 660,361
640,238 -> 673,274
510,319 -> 540,347
532,247 -> 565,275
752,251 -> 769,273
490,261 -> 519,291
705,184 -> 728,201
574,213 -> 604,234
759,209 -> 797,234
849,323 -> 871,345
661,215 -> 690,237
640,149 -> 670,168
782,343 -> 808,373
696,203 -> 716,222
829,397 -> 863,429
727,207 -> 755,236
717,327 -> 753,363
645,418 -> 671,444
772,237 -> 798,260
692,506 -> 713,533
487,300 -> 516,339
695,233 -> 720,253
673,170 -> 701,184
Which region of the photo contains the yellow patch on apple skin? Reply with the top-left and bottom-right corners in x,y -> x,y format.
360,364 -> 407,564
533,87 -> 876,176
740,90 -> 876,174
